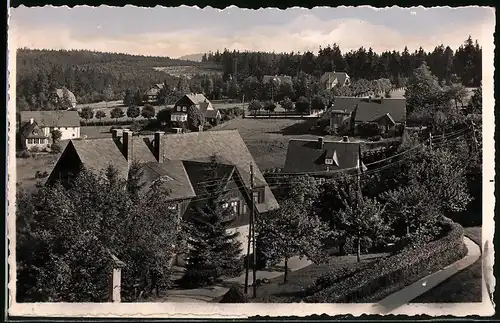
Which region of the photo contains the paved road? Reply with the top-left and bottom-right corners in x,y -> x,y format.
160,256 -> 312,302
374,236 -> 481,314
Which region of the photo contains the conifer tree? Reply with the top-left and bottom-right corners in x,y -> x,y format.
181,156 -> 243,287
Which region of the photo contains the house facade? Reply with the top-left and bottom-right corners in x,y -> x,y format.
172,93 -> 221,125
320,72 -> 351,90
46,129 -> 279,266
144,83 -> 166,103
18,111 -> 81,150
49,88 -> 77,109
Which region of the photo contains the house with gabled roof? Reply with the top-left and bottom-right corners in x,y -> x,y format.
18,110 -> 81,150
325,97 -> 406,135
144,83 -> 166,103
320,71 -> 351,90
48,88 -> 77,109
283,137 -> 366,180
172,93 -> 221,125
46,129 -> 279,265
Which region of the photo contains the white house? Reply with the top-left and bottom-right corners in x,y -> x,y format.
19,111 -> 81,150
172,93 -> 221,124
320,72 -> 351,90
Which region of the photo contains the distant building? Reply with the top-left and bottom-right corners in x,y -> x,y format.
46,129 -> 279,266
325,97 -> 407,135
18,110 -> 81,150
262,75 -> 293,86
172,93 -> 221,125
144,83 -> 166,103
283,137 -> 366,179
49,88 -> 77,109
320,72 -> 351,90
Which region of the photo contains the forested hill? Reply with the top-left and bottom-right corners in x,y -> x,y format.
16,48 -> 221,108
201,36 -> 482,88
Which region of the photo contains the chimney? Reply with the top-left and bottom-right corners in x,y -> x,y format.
342,136 -> 349,142
154,131 -> 165,162
318,137 -> 324,149
122,130 -> 133,162
29,118 -> 34,124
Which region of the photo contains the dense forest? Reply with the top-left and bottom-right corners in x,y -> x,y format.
16,36 -> 481,111
15,49 -> 220,110
202,36 -> 482,88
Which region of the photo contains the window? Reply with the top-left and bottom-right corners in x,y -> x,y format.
182,106 -> 187,112
230,201 -> 239,215
253,189 -> 265,204
167,204 -> 178,211
177,106 -> 181,112
222,202 -> 229,209
325,158 -> 334,165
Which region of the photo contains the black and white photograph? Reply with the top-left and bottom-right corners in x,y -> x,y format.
7,4 -> 495,318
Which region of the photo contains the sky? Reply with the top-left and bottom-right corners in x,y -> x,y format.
9,5 -> 495,58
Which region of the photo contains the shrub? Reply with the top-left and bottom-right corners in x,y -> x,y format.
304,218 -> 466,303
323,126 -> 337,135
51,143 -> 62,154
29,146 -> 40,153
355,123 -> 383,137
219,284 -> 248,303
16,150 -> 31,159
368,135 -> 382,142
129,121 -> 143,133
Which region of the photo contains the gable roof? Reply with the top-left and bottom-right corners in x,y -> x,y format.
20,110 -> 80,128
52,130 -> 278,213
52,88 -> 77,103
182,160 -> 236,196
20,121 -> 48,139
283,138 -> 362,175
320,72 -> 350,85
176,93 -> 217,117
137,160 -> 196,201
145,84 -> 165,96
353,98 -> 406,123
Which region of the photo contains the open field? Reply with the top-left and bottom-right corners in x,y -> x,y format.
211,117 -> 343,170
16,141 -> 69,191
411,226 -> 482,303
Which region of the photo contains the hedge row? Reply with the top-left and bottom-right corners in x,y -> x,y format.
304,218 -> 466,303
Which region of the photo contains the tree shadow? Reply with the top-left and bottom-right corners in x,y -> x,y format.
266,118 -> 325,136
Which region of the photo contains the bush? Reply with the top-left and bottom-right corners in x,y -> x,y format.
323,126 -> 337,135
304,218 -> 466,303
51,143 -> 62,154
355,123 -> 383,137
219,284 -> 248,303
368,135 -> 382,142
16,150 -> 31,158
29,146 -> 40,153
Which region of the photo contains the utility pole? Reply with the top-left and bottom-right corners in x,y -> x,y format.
469,119 -> 479,155
428,132 -> 433,150
250,163 -> 257,298
244,163 -> 254,294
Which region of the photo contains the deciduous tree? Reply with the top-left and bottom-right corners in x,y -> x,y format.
79,106 -> 94,125
126,105 -> 140,120
110,107 -> 125,124
141,104 -> 156,120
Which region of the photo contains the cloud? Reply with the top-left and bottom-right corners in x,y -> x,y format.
9,10 -> 493,58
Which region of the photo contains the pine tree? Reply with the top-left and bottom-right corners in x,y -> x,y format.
181,157 -> 243,287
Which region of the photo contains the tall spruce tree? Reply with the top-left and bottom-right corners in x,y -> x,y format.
181,156 -> 243,287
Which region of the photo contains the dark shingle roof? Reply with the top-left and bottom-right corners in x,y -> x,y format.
354,98 -> 406,123
205,109 -> 220,119
20,110 -> 80,127
71,138 -> 129,179
320,72 -> 350,86
183,160 -> 236,196
283,138 -> 362,175
159,130 -> 279,213
20,122 -> 48,139
54,130 -> 278,213
137,161 -> 196,201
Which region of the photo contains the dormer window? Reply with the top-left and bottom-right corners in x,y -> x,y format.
222,202 -> 229,209
325,158 -> 334,165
